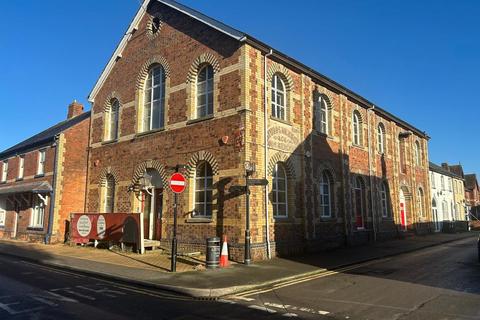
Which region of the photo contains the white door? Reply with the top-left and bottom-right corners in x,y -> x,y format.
399,190 -> 407,231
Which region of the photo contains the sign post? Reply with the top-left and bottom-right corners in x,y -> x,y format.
244,161 -> 257,265
169,168 -> 187,273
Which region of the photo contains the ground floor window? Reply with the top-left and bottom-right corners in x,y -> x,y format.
272,163 -> 288,218
30,196 -> 46,228
194,161 -> 213,217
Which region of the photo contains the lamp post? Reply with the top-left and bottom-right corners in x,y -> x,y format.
244,161 -> 256,265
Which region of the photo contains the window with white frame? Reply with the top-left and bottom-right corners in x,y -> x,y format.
414,141 -> 421,166
194,161 -> 213,217
2,161 -> 8,182
18,155 -> 24,179
103,175 -> 115,213
30,195 -> 46,229
106,99 -> 120,141
448,178 -> 452,191
417,188 -> 424,217
352,111 -> 362,146
315,95 -> 329,134
272,163 -> 288,217
431,172 -> 435,188
143,65 -> 166,131
380,181 -> 389,218
441,176 -> 445,190
196,64 -> 214,118
319,170 -> 334,218
377,123 -> 386,154
37,150 -> 46,175
271,74 -> 286,120
0,197 -> 5,227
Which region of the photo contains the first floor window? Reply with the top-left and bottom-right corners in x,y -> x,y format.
271,74 -> 286,120
380,182 -> 389,218
30,196 -> 46,228
196,64 -> 214,118
2,161 -> 8,182
352,111 -> 362,146
194,161 -> 213,217
143,65 -> 166,131
319,171 -> 334,217
18,155 -> 24,179
37,150 -> 46,175
272,163 -> 288,217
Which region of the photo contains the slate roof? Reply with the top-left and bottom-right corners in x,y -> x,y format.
465,174 -> 479,190
429,162 -> 463,180
0,112 -> 90,160
448,164 -> 464,178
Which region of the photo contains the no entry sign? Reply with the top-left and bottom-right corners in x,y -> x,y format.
170,173 -> 187,193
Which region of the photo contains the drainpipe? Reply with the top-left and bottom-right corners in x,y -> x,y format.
45,134 -> 60,244
367,105 -> 377,242
264,49 -> 273,259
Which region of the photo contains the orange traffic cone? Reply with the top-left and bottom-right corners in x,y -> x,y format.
220,235 -> 229,268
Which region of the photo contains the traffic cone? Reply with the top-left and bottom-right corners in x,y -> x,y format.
220,235 -> 229,268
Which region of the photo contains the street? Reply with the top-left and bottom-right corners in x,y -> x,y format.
230,237 -> 480,319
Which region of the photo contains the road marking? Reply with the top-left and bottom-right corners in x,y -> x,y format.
0,297 -> 44,315
51,288 -> 96,301
248,305 -> 277,314
76,285 -> 126,298
282,313 -> 298,317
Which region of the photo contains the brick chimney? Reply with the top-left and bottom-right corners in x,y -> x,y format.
441,163 -> 449,170
67,100 -> 84,119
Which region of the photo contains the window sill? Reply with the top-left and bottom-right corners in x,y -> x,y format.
318,216 -> 336,222
34,174 -> 45,179
270,116 -> 291,126
186,115 -> 214,125
101,139 -> 118,146
273,216 -> 294,222
27,227 -> 44,232
186,217 -> 213,223
135,128 -> 165,138
16,178 -> 24,182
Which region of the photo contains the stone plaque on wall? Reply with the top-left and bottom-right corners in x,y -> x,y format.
267,126 -> 301,153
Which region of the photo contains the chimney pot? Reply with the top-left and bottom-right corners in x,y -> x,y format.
67,100 -> 84,119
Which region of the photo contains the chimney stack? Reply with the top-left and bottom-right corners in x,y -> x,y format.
67,100 -> 84,119
441,163 -> 449,170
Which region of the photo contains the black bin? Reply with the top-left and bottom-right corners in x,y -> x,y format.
206,237 -> 221,269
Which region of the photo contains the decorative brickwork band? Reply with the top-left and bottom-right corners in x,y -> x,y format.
186,52 -> 221,83
266,63 -> 294,91
268,152 -> 296,179
131,160 -> 169,189
103,92 -> 122,112
135,56 -> 171,90
185,151 -> 219,178
98,167 -> 121,187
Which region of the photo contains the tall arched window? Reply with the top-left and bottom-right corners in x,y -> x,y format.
272,163 -> 288,217
143,65 -> 166,131
353,177 -> 365,228
377,123 -> 386,154
106,99 -> 120,141
417,188 -> 424,217
194,161 -> 213,217
414,141 -> 422,166
319,170 -> 334,217
352,111 -> 362,146
315,95 -> 329,134
196,64 -> 214,118
271,74 -> 286,120
380,181 -> 389,218
104,174 -> 115,213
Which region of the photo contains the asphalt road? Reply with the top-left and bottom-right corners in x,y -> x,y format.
0,254 -> 289,320
230,237 -> 480,319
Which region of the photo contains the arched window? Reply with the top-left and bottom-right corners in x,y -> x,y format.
417,188 -> 424,217
272,163 -> 288,217
106,99 -> 120,141
352,111 -> 362,146
143,65 -> 166,131
414,141 -> 422,166
196,64 -> 214,118
377,123 -> 386,154
271,74 -> 286,120
315,95 -> 329,134
353,177 -> 365,228
194,161 -> 213,217
104,174 -> 115,213
380,181 -> 389,218
319,170 -> 334,218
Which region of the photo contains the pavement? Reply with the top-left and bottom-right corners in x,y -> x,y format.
0,231 -> 476,299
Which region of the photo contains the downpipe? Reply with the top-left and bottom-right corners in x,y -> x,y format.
264,49 -> 273,259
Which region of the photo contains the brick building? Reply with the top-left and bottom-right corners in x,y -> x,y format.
0,102 -> 90,243
86,0 -> 431,260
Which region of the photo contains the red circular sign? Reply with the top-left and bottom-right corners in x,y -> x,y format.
169,173 -> 187,193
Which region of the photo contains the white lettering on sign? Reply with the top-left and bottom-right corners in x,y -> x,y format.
76,215 -> 92,237
97,215 -> 106,239
170,181 -> 186,186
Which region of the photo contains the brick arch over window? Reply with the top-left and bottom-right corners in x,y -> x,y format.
313,89 -> 334,111
135,56 -> 171,90
98,167 -> 121,187
103,92 -> 122,112
131,160 -> 169,188
352,108 -> 365,124
185,151 -> 219,178
266,64 -> 294,92
316,163 -> 337,182
268,152 -> 296,180
186,53 -> 221,83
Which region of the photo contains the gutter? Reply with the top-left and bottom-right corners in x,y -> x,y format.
44,134 -> 60,244
264,49 -> 273,259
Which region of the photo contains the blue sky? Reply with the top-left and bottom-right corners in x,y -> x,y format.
1,0 -> 478,175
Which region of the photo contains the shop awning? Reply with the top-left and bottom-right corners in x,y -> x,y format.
0,181 -> 53,195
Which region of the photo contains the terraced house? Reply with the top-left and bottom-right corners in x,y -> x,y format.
86,0 -> 432,260
0,102 -> 90,243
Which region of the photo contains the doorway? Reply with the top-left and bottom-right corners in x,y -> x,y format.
432,199 -> 440,232
141,169 -> 164,241
399,189 -> 408,231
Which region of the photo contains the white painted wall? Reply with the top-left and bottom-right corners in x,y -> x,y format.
429,170 -> 461,231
